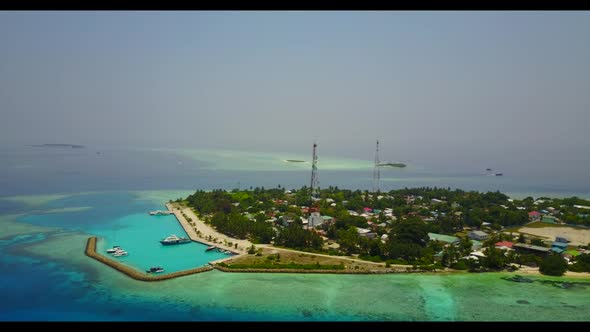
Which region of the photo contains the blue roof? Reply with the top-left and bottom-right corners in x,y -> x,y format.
552,247 -> 565,253
552,242 -> 568,248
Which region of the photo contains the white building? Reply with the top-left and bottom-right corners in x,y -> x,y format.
468,230 -> 489,241
308,212 -> 323,228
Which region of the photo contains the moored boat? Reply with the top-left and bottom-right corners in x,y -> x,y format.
206,245 -> 216,251
113,249 -> 128,257
106,246 -> 121,254
146,266 -> 165,273
160,234 -> 191,245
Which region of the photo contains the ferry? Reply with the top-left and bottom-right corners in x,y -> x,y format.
146,266 -> 165,274
160,234 -> 191,245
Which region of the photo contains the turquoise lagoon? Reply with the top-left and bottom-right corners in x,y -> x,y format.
1,190 -> 590,321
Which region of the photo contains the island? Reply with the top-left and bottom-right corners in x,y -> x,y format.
377,162 -> 406,168
31,144 -> 85,149
165,186 -> 590,277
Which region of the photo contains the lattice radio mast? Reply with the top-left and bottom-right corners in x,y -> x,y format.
373,139 -> 380,193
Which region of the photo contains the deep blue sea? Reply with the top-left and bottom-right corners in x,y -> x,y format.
1,145 -> 589,321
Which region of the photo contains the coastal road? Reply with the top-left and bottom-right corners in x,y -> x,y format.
166,203 -> 253,254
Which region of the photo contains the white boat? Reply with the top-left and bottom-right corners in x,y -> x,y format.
113,250 -> 128,257
149,210 -> 173,216
160,234 -> 191,245
106,246 -> 121,254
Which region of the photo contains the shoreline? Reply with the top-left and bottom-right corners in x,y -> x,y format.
166,202 -> 251,256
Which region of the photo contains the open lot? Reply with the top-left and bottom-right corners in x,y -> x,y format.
517,224 -> 590,246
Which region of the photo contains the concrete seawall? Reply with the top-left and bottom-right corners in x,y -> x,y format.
85,237 -> 213,281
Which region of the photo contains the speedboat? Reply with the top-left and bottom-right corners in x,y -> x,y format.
106,246 -> 121,254
146,266 -> 165,273
206,245 -> 216,251
113,250 -> 128,257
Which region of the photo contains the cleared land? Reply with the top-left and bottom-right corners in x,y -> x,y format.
222,246 -> 416,273
517,224 -> 590,246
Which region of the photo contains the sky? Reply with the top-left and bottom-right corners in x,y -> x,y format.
1,11 -> 589,166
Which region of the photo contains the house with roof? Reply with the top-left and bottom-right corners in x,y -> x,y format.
495,241 -> 513,250
551,241 -> 568,254
555,236 -> 569,243
356,227 -> 376,238
428,233 -> 460,245
528,211 -> 541,221
541,215 -> 558,224
513,243 -> 551,256
308,211 -> 322,228
468,230 -> 489,241
471,240 -> 483,250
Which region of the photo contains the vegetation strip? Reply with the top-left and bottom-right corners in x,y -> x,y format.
213,264 -> 392,274
85,237 -> 213,281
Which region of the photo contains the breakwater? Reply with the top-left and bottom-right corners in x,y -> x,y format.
85,237 -> 213,281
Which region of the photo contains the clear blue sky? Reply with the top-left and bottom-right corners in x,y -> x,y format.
1,11 -> 589,164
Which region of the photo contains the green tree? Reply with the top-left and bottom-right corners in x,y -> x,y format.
539,254 -> 568,276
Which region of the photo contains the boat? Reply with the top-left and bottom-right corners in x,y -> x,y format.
486,168 -> 492,171
206,245 -> 216,251
113,250 -> 128,257
495,173 -> 503,176
106,246 -> 121,254
146,266 -> 165,274
149,210 -> 173,216
160,234 -> 191,245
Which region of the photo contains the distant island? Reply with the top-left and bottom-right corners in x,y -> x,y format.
377,162 -> 406,168
31,144 -> 85,149
284,160 -> 306,163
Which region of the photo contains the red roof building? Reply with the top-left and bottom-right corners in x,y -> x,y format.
495,241 -> 514,248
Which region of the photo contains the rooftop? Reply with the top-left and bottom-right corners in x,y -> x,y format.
428,232 -> 460,244
513,243 -> 551,252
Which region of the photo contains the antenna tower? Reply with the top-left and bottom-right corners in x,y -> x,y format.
373,139 -> 380,193
310,142 -> 319,201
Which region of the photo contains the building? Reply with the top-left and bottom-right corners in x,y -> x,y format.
356,227 -> 376,238
513,243 -> 551,256
541,216 -> 558,224
428,233 -> 460,245
551,241 -> 568,254
468,230 -> 489,241
495,241 -> 514,250
308,212 -> 322,228
555,236 -> 569,243
321,215 -> 334,224
528,211 -> 541,221
471,240 -> 483,250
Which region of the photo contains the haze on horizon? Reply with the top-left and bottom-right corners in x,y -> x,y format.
1,11 -> 589,167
